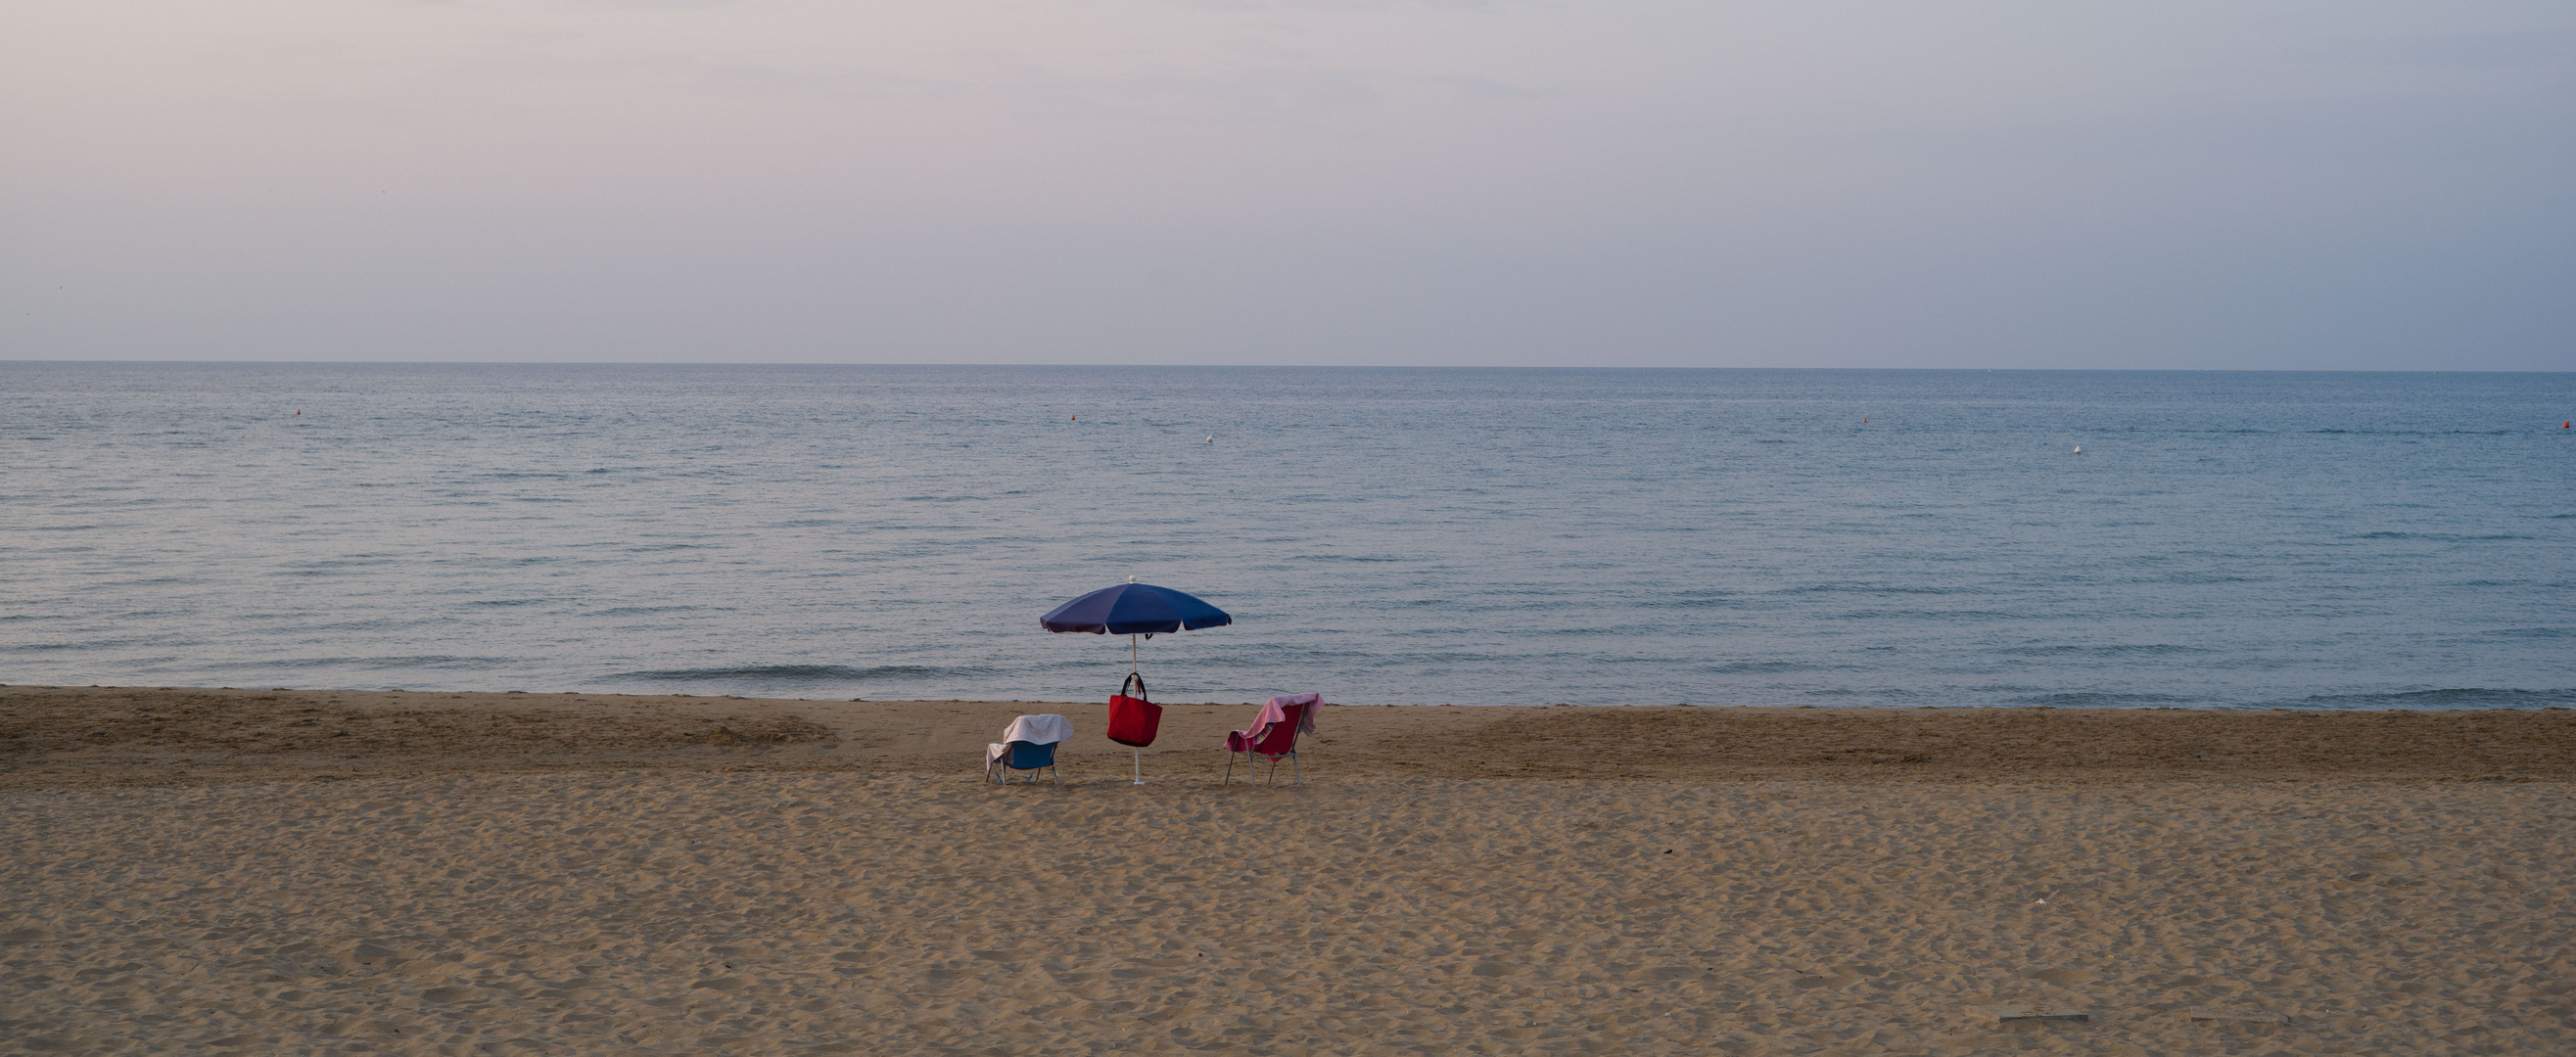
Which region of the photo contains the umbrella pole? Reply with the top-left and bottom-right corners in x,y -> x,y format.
1130,633 -> 1145,784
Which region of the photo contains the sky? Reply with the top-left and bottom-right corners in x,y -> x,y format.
3,1 -> 2571,369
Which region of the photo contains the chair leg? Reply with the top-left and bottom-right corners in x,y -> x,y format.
1223,752 -> 1235,786
1291,753 -> 1301,785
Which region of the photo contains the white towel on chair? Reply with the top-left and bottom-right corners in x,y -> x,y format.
986,713 -> 1074,766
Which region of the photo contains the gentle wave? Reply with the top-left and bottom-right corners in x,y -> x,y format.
2008,692 -> 2199,708
592,605 -> 733,618
1993,644 -> 2215,657
1698,660 -> 1831,674
2276,688 -> 2576,711
1777,583 -> 1986,596
610,665 -> 994,683
205,655 -> 529,670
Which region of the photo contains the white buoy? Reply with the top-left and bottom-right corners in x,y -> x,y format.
1205,435 -> 1214,443
2072,446 -> 2082,454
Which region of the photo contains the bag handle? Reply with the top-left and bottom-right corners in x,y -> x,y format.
1119,671 -> 1149,703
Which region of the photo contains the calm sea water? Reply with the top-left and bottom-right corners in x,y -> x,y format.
3,363 -> 2570,709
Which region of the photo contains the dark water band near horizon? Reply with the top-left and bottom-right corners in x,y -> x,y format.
2,363 -> 2570,711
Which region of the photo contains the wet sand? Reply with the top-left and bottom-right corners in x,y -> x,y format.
8,684 -> 2572,788
4,685 -> 2572,1054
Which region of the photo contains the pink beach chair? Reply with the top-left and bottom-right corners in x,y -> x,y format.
1223,694 -> 1318,785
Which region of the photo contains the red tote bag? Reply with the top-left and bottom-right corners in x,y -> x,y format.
1106,671 -> 1163,748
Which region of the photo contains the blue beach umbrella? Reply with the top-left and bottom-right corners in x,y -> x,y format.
1042,578 -> 1232,785
1040,577 -> 1233,672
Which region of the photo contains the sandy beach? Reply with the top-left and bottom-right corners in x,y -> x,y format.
5,686 -> 2572,1054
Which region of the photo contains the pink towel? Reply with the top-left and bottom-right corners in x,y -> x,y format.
1229,692 -> 1321,753
1282,692 -> 1320,735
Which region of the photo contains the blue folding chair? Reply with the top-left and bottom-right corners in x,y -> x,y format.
985,714 -> 1071,785
990,740 -> 1060,784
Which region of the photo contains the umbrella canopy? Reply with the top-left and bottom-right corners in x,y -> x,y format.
1040,582 -> 1232,636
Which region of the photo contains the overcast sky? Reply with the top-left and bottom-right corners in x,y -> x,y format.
4,1 -> 2570,368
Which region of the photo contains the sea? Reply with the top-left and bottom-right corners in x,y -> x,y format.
3,363 -> 2570,710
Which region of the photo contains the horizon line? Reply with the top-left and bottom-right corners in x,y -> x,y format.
5,360 -> 2569,376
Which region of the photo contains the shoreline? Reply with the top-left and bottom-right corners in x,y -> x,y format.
6,683 -> 2571,789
